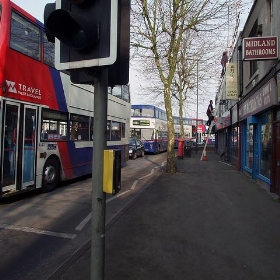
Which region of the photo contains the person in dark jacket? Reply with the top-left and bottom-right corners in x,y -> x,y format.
206,100 -> 214,126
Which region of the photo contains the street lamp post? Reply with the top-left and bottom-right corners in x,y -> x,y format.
196,60 -> 199,144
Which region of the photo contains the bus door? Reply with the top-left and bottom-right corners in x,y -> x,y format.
1,102 -> 37,193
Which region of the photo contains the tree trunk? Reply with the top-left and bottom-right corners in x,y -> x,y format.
164,87 -> 177,173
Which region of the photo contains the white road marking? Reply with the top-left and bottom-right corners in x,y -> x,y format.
76,190 -> 132,231
75,213 -> 92,231
106,189 -> 131,203
139,168 -> 154,180
0,223 -> 76,239
131,180 -> 138,190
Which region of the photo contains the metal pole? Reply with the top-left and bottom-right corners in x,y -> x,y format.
196,60 -> 198,142
91,68 -> 108,280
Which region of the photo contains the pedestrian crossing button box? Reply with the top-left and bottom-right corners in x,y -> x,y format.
103,149 -> 121,195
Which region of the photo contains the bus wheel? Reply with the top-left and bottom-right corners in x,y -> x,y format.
42,157 -> 60,192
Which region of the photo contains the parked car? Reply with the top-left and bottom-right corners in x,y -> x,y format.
129,138 -> 145,159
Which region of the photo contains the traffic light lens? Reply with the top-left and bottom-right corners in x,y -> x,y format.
71,30 -> 87,50
46,9 -> 97,52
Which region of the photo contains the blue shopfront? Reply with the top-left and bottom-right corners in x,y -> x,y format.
239,78 -> 277,187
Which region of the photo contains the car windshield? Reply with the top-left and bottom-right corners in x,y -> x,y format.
129,140 -> 136,146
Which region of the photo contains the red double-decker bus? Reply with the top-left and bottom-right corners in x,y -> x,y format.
0,0 -> 130,197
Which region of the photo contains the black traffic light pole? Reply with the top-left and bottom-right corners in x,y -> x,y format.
91,68 -> 108,280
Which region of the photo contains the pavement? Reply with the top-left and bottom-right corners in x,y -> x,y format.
49,151 -> 280,280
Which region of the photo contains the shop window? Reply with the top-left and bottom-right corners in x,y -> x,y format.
260,112 -> 271,179
245,123 -> 254,170
231,125 -> 239,159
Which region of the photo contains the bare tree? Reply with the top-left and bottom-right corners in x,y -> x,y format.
171,0 -> 252,135
172,31 -> 200,138
172,29 -> 224,139
131,0 -> 230,173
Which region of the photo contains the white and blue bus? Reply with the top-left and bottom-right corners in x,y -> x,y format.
130,105 -> 207,152
130,105 -> 168,154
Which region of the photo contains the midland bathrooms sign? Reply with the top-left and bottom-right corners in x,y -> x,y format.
243,36 -> 278,60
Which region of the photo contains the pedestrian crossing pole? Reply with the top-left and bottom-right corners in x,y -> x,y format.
91,69 -> 108,280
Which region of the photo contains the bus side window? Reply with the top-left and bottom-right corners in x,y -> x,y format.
43,33 -> 55,67
41,109 -> 68,141
70,122 -> 79,141
10,11 -> 41,61
111,122 -> 121,141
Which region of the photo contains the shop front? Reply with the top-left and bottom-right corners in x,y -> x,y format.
215,112 -> 231,162
230,105 -> 239,168
239,78 -> 277,190
273,73 -> 280,193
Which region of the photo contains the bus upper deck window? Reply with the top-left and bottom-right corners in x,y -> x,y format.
10,11 -> 41,61
43,33 -> 54,67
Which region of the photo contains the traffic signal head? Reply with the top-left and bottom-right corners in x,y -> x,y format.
46,8 -> 98,52
44,0 -> 117,70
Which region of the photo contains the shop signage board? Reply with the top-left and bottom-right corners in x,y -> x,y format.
226,62 -> 238,100
243,36 -> 278,60
239,79 -> 277,120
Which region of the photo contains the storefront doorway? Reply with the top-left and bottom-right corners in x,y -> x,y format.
274,121 -> 280,193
